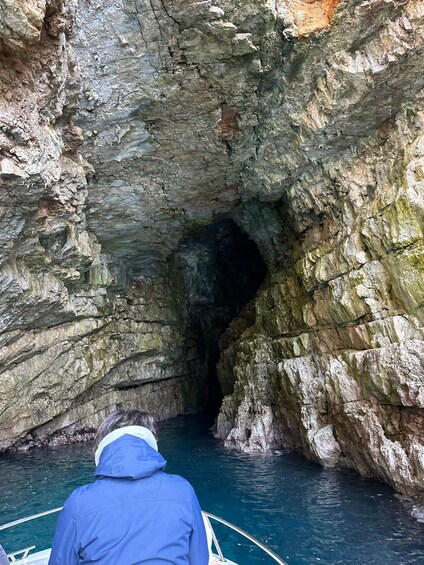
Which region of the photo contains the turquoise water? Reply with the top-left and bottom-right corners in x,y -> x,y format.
1,415 -> 424,564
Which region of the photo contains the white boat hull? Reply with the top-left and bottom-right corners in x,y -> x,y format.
12,548 -> 50,564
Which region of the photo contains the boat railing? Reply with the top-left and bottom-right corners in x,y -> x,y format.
6,547 -> 36,563
1,508 -> 288,564
203,512 -> 288,565
0,508 -> 63,532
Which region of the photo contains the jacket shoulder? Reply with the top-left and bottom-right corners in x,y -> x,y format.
156,472 -> 198,501
64,472 -> 198,511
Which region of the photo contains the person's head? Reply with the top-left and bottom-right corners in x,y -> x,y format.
95,409 -> 156,449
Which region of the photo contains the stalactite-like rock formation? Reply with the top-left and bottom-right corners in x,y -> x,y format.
0,0 -> 423,499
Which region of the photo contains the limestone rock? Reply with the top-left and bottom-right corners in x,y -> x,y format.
216,105 -> 424,499
0,0 -> 46,48
0,0 -> 424,505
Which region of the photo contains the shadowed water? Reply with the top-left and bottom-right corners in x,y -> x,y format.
1,415 -> 423,564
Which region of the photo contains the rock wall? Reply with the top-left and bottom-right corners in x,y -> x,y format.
0,0 -> 208,450
0,0 -> 282,449
212,0 -> 424,500
0,273 -> 207,451
0,0 -> 423,500
216,101 -> 424,498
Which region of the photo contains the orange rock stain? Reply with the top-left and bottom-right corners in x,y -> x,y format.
287,0 -> 341,36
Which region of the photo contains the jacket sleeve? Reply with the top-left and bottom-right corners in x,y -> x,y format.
188,488 -> 209,565
48,492 -> 79,565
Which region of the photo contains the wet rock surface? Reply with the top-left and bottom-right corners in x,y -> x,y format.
0,0 -> 423,499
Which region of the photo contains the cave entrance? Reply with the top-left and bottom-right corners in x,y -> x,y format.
176,219 -> 267,415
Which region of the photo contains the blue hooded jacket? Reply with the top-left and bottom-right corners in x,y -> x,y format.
48,435 -> 209,565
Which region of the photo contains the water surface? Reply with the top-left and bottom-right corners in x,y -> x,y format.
1,416 -> 423,564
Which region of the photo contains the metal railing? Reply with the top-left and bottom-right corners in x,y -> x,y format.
1,508 -> 288,564
203,511 -> 288,565
7,546 -> 36,563
0,508 -> 63,532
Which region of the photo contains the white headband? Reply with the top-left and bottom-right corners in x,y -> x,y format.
95,425 -> 158,466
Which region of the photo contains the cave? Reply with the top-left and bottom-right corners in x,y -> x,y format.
1,0 -> 424,504
175,219 -> 268,415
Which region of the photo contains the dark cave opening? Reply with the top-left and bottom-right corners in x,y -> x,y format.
176,219 -> 267,416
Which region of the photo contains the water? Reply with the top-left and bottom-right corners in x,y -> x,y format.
1,415 -> 424,564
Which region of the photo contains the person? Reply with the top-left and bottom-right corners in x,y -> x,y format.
48,410 -> 209,565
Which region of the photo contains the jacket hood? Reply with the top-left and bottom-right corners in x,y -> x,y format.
95,434 -> 167,479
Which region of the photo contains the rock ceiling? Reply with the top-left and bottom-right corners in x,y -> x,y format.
68,0 -> 424,276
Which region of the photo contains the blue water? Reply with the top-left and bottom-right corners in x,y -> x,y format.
1,415 -> 424,564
